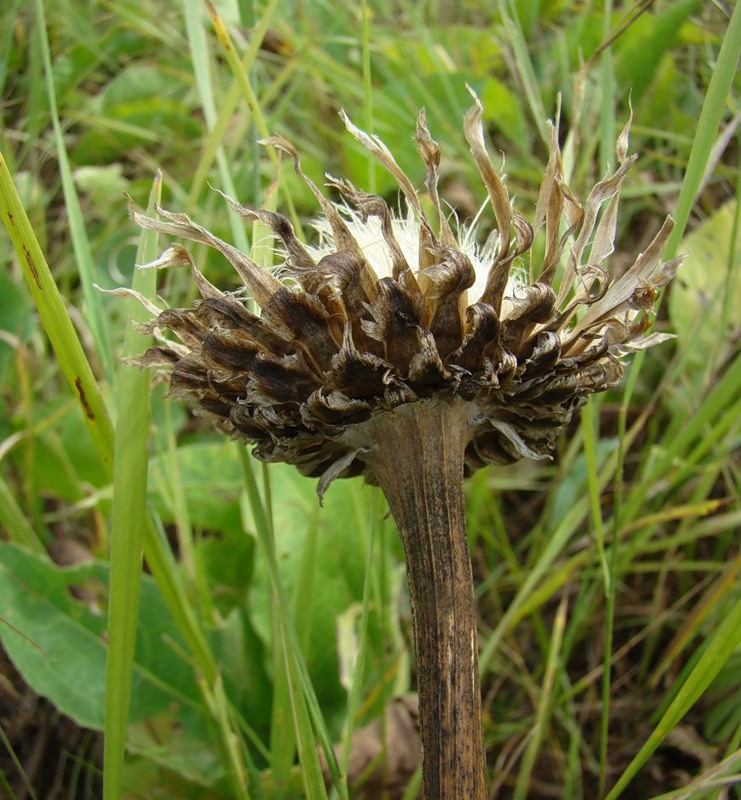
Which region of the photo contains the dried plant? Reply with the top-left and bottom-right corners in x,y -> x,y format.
130,94 -> 679,799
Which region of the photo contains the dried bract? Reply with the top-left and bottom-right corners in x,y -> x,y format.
132,97 -> 680,495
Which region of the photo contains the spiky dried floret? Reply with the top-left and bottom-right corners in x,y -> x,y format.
131,94 -> 680,495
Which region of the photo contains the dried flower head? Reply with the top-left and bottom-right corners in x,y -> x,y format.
131,96 -> 680,496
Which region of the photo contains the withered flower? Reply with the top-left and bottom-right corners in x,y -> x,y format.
131,96 -> 679,799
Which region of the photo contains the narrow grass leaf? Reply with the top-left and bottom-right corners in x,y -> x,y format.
0,721 -> 31,800
0,154 -> 114,479
205,1 -> 274,149
141,514 -> 218,684
496,0 -> 549,143
513,591 -> 568,800
199,674 -> 251,800
185,0 -> 281,206
650,548 -> 741,685
581,399 -> 609,593
0,476 -> 44,553
33,0 -> 113,380
598,0 -> 616,171
182,0 -> 249,251
665,0 -> 741,258
604,596 -> 741,799
643,748 -> 741,800
239,450 -> 330,800
103,173 -> 161,800
625,353 -> 741,525
480,493 -> 589,671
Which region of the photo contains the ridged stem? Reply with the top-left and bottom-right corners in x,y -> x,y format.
361,398 -> 486,800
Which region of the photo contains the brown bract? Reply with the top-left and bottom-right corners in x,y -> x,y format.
131,95 -> 680,496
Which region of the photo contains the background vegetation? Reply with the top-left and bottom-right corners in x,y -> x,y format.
1,1 -> 739,798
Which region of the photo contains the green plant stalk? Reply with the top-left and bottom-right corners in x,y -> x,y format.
581,399 -> 609,592
601,352 -> 641,797
103,173 -> 161,800
0,153 -> 114,478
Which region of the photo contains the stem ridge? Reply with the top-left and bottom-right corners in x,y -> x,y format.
362,399 -> 486,800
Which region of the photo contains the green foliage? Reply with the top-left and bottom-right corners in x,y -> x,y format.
1,1 -> 739,799
0,542 -> 202,730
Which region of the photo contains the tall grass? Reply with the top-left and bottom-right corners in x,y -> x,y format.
1,1 -> 739,799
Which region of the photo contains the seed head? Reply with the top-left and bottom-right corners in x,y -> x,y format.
131,96 -> 680,496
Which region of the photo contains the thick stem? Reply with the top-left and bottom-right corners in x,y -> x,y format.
360,398 -> 486,800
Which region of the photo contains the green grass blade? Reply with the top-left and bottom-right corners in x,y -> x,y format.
665,0 -> 741,259
339,498 -> 377,787
205,0 -> 274,149
496,0 -> 549,143
239,450 -> 330,800
103,173 -> 161,800
0,153 -> 114,479
479,491 -> 590,671
360,0 -> 377,193
513,591 -> 568,800
581,399 -> 609,593
184,0 -> 281,212
199,675 -> 252,800
141,513 -> 218,684
625,352 -> 741,525
182,0 -> 249,251
643,748 -> 741,800
203,0 -> 301,233
268,499 -> 321,789
604,597 -> 741,799
0,719 -> 30,800
598,0 -> 616,171
0,475 -> 44,553
33,0 -> 114,380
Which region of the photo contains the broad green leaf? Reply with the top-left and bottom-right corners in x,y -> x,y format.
614,0 -> 700,104
669,200 -> 741,394
208,606 -> 273,738
149,441 -> 245,538
126,702 -> 223,789
30,397 -> 109,497
245,463 -> 389,715
73,163 -> 130,220
196,526 -> 255,616
0,543 -> 202,730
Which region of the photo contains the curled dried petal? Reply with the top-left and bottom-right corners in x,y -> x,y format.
131,94 -> 678,489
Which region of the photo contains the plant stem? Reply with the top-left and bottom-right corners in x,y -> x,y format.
360,398 -> 486,800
